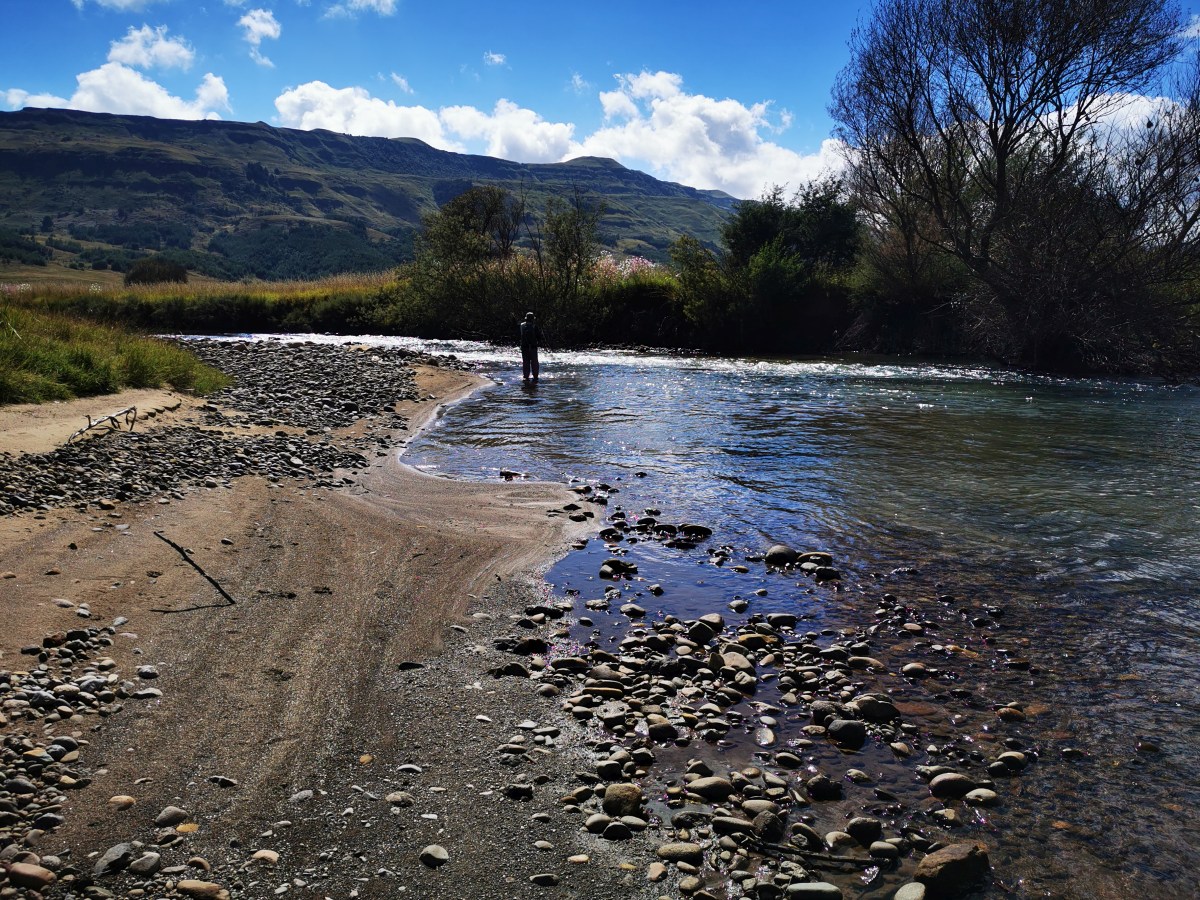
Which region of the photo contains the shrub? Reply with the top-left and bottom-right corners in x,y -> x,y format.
125,256 -> 188,286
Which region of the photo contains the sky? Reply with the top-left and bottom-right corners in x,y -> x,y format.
3,1 -> 1199,200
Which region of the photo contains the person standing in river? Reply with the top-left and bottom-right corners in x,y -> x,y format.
519,311 -> 544,382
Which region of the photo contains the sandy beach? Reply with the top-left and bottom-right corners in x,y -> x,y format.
0,356 -> 660,900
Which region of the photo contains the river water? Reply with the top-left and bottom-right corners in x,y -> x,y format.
272,336 -> 1200,897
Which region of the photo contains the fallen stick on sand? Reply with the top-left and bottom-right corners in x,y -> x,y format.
151,530 -> 237,613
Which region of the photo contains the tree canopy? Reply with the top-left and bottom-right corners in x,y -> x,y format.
832,0 -> 1200,371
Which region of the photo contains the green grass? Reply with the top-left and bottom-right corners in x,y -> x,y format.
0,303 -> 230,405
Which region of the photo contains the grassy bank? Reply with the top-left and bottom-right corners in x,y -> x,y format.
1,267 -> 689,347
0,302 -> 230,405
8,273 -> 396,336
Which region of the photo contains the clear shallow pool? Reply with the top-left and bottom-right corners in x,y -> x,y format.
251,335 -> 1200,897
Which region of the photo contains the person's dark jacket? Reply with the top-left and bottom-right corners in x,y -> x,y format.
520,320 -> 543,351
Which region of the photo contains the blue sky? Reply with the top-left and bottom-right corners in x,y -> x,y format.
3,0 -> 1199,199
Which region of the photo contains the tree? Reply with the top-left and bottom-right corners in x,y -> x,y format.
722,181 -> 859,272
525,187 -> 604,314
410,185 -> 526,335
708,180 -> 860,351
670,234 -> 728,345
832,0 -> 1200,370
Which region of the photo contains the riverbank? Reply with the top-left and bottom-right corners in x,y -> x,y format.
0,343 -> 661,900
6,339 -> 1193,900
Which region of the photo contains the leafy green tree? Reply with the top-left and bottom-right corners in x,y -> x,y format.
714,180 -> 860,351
669,235 -> 729,345
529,188 -> 603,309
410,185 -> 527,335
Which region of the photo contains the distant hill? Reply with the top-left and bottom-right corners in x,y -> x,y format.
0,108 -> 735,281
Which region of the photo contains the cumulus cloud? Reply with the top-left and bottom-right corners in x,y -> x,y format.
569,70 -> 843,198
5,88 -> 70,109
238,9 -> 281,67
108,25 -> 194,70
441,99 -> 573,162
274,81 -> 460,149
265,72 -> 843,195
273,82 -> 573,162
483,51 -> 506,66
569,73 -> 590,94
5,62 -> 229,120
390,73 -> 413,94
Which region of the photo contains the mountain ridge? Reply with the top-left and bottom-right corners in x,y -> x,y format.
0,107 -> 734,280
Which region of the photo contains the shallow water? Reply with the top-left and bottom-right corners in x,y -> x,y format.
256,335 -> 1200,896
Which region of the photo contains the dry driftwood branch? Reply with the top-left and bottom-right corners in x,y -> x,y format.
151,530 -> 237,613
66,406 -> 138,443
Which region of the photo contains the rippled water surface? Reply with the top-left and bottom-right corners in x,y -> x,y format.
270,336 -> 1200,896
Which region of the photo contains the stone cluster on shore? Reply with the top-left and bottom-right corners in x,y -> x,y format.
0,340 -> 434,517
478,504 -> 1054,898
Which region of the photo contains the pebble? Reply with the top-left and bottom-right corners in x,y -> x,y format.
6,862 -> 56,890
129,852 -> 162,876
155,805 -> 190,826
656,842 -> 704,864
176,880 -> 231,900
419,845 -> 449,868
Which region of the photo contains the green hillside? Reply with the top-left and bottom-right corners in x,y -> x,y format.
0,108 -> 734,281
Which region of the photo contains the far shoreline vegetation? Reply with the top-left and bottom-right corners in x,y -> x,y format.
3,0 -> 1199,400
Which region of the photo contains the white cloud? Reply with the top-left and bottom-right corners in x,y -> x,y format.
325,0 -> 397,17
5,88 -> 70,109
483,51 -> 506,67
273,83 -> 573,163
4,62 -> 229,120
599,89 -> 638,120
265,72 -> 842,196
441,99 -> 573,163
1182,14 -> 1200,38
569,72 -> 590,94
238,8 -> 281,68
274,80 -> 460,149
390,73 -> 413,94
71,0 -> 167,9
107,25 -> 194,70
570,70 -> 842,198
